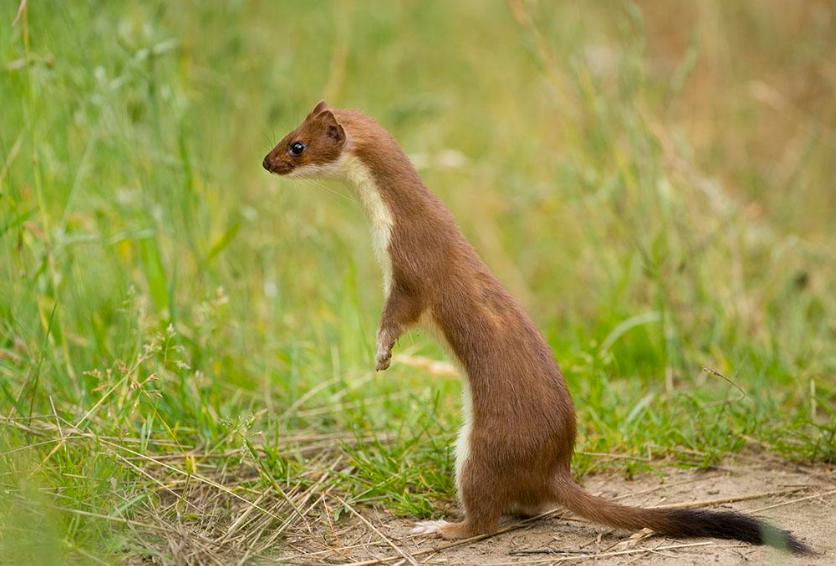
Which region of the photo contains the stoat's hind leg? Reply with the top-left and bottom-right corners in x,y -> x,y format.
412,461 -> 504,539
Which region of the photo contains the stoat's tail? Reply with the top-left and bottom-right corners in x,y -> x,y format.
552,475 -> 811,555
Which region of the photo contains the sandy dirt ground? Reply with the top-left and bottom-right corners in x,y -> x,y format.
279,455 -> 835,565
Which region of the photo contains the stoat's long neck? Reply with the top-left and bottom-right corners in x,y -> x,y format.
337,154 -> 395,297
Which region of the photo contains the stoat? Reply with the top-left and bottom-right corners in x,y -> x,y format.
262,101 -> 810,555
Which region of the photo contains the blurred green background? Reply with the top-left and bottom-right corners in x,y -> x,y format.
1,0 -> 834,563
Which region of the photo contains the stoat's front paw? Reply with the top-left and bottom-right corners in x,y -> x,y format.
410,520 -> 449,537
375,331 -> 394,371
375,347 -> 392,371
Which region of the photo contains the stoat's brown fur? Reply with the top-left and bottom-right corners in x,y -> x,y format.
263,102 -> 810,554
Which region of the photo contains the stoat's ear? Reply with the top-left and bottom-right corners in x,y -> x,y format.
308,100 -> 329,118
317,110 -> 346,145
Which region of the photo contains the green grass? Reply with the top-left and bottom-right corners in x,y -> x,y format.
1,0 -> 834,563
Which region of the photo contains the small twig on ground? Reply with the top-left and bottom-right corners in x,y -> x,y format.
484,542 -> 747,565
336,496 -> 419,566
652,488 -> 806,510
218,491 -> 271,544
749,488 -> 836,513
607,475 -> 706,502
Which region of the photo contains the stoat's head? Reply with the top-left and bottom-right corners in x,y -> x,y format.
262,100 -> 347,179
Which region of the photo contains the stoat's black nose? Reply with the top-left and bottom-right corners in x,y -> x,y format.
262,156 -> 271,171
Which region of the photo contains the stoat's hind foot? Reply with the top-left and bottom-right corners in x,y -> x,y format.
410,520 -> 473,540
410,520 -> 449,536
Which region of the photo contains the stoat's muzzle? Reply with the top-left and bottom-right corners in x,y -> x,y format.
262,152 -> 294,175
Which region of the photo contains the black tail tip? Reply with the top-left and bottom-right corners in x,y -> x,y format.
666,509 -> 814,555
760,521 -> 814,556
777,531 -> 814,556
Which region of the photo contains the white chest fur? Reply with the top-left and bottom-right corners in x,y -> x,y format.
339,155 -> 394,297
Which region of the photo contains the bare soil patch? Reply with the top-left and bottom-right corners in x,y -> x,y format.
280,456 -> 835,565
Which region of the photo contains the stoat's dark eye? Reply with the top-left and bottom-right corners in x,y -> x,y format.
289,142 -> 305,156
